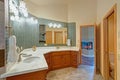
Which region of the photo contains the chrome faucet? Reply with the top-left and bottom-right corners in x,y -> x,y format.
18,53 -> 23,62
16,46 -> 23,62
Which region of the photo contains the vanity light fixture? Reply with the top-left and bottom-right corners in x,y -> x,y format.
19,0 -> 28,17
53,23 -> 57,28
48,23 -> 62,28
34,19 -> 38,24
48,23 -> 53,28
10,15 -> 15,21
29,17 -> 38,24
9,0 -> 28,21
9,0 -> 19,17
57,24 -> 62,28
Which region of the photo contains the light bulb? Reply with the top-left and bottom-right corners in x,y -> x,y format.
34,19 -> 38,24
10,16 -> 15,21
48,23 -> 53,28
57,24 -> 62,28
53,23 -> 57,28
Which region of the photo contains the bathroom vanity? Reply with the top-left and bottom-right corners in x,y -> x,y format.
44,50 -> 79,71
1,47 -> 80,80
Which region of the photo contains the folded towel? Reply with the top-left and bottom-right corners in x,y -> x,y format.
7,35 -> 18,63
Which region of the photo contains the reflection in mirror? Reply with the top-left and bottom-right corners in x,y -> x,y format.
8,0 -> 76,49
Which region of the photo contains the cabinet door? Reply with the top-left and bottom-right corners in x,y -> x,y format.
46,31 -> 52,44
71,51 -> 78,67
63,54 -> 71,67
7,70 -> 47,80
51,53 -> 63,69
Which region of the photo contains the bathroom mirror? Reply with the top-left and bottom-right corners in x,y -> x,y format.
8,0 -> 76,49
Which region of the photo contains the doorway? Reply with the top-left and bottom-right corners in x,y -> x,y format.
80,25 -> 96,67
103,4 -> 117,80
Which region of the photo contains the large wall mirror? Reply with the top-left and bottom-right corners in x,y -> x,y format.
8,0 -> 76,49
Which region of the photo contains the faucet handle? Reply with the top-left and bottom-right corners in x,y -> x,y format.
16,46 -> 20,54
20,46 -> 23,51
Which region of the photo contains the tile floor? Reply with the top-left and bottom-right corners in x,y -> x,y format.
47,65 -> 103,80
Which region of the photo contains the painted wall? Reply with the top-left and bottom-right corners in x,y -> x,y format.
96,0 -> 118,79
11,15 -> 40,49
25,0 -> 68,22
0,1 -> 5,49
68,0 -> 97,47
0,1 -> 5,80
67,23 -> 76,46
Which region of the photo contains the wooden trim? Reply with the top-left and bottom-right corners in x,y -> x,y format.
94,24 -> 97,74
0,49 -> 5,67
96,23 -> 101,74
103,4 -> 117,80
80,24 -> 96,72
103,4 -> 117,20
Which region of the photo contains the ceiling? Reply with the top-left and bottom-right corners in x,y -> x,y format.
25,0 -> 69,5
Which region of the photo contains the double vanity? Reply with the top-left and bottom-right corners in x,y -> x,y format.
1,47 -> 80,80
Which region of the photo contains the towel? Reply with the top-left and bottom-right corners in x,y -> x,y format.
67,39 -> 71,46
7,35 -> 18,63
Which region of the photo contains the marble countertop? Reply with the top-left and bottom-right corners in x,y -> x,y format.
0,46 -> 79,78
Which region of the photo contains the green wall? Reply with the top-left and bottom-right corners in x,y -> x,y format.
11,16 -> 40,49
68,23 -> 76,46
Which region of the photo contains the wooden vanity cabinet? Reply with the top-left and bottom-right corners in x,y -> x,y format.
6,70 -> 47,80
50,51 -> 71,70
44,53 -> 51,70
44,51 -> 79,70
71,51 -> 79,68
7,51 -> 79,80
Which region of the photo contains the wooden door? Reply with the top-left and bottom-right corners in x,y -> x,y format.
54,31 -> 63,44
103,4 -> 117,80
64,31 -> 67,44
46,31 -> 52,44
108,13 -> 115,79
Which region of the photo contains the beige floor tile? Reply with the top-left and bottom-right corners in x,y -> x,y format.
47,65 -> 103,80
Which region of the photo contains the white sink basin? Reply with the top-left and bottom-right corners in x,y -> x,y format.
23,56 -> 40,63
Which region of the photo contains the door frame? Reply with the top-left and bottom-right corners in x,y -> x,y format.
103,4 -> 117,80
80,24 -> 96,72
